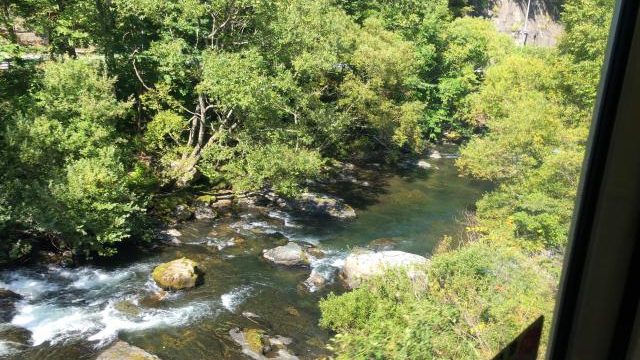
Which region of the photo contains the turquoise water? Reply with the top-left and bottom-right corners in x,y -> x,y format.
0,151 -> 488,359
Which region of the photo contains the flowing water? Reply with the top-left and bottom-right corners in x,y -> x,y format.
0,150 -> 488,359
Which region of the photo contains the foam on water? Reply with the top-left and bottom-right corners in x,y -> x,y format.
267,210 -> 301,228
12,303 -> 97,346
221,285 -> 252,312
0,274 -> 59,300
309,250 -> 347,284
87,300 -> 214,346
0,262 -> 214,350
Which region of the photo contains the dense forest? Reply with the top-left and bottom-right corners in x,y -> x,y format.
0,0 -> 613,358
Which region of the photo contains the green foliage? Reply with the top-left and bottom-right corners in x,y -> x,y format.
320,243 -> 558,359
0,59 -> 147,260
200,141 -> 323,196
320,1 -> 614,359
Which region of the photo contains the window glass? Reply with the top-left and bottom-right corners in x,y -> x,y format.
0,0 -> 615,358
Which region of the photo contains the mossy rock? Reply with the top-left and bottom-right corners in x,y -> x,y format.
195,194 -> 217,205
152,258 -> 200,290
244,328 -> 266,354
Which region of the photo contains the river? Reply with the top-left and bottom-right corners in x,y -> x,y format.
0,149 -> 488,359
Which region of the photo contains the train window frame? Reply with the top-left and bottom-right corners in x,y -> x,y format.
547,2 -> 640,359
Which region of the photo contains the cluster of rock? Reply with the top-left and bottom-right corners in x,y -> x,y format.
242,190 -> 357,220
261,240 -> 429,292
169,191 -> 237,224
229,327 -> 298,360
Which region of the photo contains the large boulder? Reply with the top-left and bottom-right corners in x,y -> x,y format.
97,340 -> 161,360
340,250 -> 428,289
0,289 -> 22,323
291,193 -> 356,219
263,242 -> 309,266
152,258 -> 200,290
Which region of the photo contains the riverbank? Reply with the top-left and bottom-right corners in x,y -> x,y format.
0,149 -> 488,359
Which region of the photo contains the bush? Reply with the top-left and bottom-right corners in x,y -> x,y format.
320,242 -> 558,359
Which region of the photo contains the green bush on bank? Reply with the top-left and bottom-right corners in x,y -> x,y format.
320,242 -> 558,359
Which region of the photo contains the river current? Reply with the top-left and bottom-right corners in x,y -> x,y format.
0,150 -> 488,359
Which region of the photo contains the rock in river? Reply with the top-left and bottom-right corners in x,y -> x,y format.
0,289 -> 22,323
229,327 -> 298,360
194,204 -> 217,220
97,340 -> 161,360
291,192 -> 356,219
152,258 -> 201,290
303,270 -> 327,292
263,242 -> 309,266
173,204 -> 193,222
340,250 -> 429,289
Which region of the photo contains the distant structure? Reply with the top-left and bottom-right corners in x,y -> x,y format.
489,0 -> 563,47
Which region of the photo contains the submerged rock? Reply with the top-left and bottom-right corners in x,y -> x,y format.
340,250 -> 429,289
139,290 -> 168,307
0,289 -> 22,323
285,305 -> 300,317
291,192 -> 356,219
263,242 -> 309,266
303,270 -> 327,292
97,340 -> 161,360
152,258 -> 200,290
368,237 -> 399,251
113,300 -> 141,317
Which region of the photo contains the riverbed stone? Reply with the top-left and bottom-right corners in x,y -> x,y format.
113,300 -> 141,317
303,270 -> 327,292
368,237 -> 399,251
96,340 -> 161,360
139,290 -> 168,307
340,250 -> 429,289
152,258 -> 200,290
416,160 -> 432,169
291,193 -> 356,219
263,242 -> 309,266
211,198 -> 233,209
173,204 -> 193,221
303,246 -> 325,259
194,205 -> 217,220
0,324 -> 31,345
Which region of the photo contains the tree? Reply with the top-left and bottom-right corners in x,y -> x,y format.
0,59 -> 147,260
